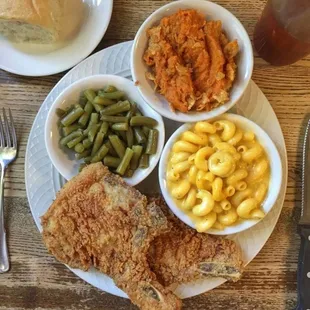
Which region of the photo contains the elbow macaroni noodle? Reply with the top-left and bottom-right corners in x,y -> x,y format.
167,120 -> 270,232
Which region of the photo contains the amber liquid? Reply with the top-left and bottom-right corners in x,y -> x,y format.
254,0 -> 310,66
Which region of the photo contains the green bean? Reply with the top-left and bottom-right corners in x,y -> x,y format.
117,130 -> 127,142
109,135 -> 126,158
126,126 -> 134,148
126,102 -> 137,118
101,115 -> 129,123
56,108 -> 66,118
93,96 -> 115,106
99,121 -> 109,135
83,113 -> 99,135
104,156 -> 121,168
57,119 -> 64,128
84,89 -> 96,102
133,127 -> 146,144
93,103 -> 104,112
101,100 -> 130,116
82,138 -> 92,149
60,130 -> 82,146
75,149 -> 91,160
88,124 -> 100,143
90,113 -> 99,124
145,129 -> 159,155
85,101 -> 94,114
78,101 -> 93,127
130,116 -> 158,127
84,156 -> 92,163
116,148 -> 134,175
78,112 -> 89,128
105,140 -> 118,157
124,169 -> 134,178
79,95 -> 88,107
130,145 -> 143,170
139,154 -> 149,169
61,107 -> 84,127
67,135 -> 84,149
104,85 -> 118,93
62,124 -> 80,136
91,145 -> 109,163
99,90 -> 125,100
74,143 -> 85,154
91,132 -> 105,156
142,126 -> 150,137
111,123 -> 128,131
64,106 -> 74,116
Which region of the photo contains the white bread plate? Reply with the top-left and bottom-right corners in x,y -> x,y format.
0,0 -> 113,76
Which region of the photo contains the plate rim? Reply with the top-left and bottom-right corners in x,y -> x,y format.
0,0 -> 114,77
25,40 -> 288,300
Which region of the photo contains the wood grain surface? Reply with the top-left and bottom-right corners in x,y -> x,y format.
1,0 -> 309,309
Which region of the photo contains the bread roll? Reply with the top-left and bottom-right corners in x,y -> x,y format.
0,0 -> 85,43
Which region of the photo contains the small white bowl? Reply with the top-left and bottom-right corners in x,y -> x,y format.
131,0 -> 253,123
45,74 -> 165,186
159,113 -> 283,235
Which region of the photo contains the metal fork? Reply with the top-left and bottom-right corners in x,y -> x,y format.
0,109 -> 17,273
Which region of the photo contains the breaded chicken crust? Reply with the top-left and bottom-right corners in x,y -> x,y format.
41,163 -> 181,310
147,196 -> 243,287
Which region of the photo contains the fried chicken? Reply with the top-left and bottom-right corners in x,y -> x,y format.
147,195 -> 243,287
41,163 -> 181,310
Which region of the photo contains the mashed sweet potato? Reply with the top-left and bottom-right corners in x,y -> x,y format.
143,9 -> 239,112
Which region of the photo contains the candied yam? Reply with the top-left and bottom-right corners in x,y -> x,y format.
224,40 -> 239,60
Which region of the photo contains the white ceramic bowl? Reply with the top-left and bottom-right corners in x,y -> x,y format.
131,0 -> 253,123
159,113 -> 283,235
45,74 -> 165,186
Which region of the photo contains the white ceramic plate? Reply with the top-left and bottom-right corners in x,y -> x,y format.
0,0 -> 113,76
159,113 -> 283,235
25,41 -> 288,299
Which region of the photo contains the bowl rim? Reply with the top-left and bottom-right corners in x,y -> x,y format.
158,113 -> 283,235
131,0 -> 254,123
44,74 -> 165,186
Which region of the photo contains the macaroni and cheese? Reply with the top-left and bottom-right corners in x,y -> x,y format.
166,120 -> 270,232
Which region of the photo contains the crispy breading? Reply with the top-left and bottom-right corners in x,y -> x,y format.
147,196 -> 243,287
41,163 -> 181,310
144,9 -> 239,112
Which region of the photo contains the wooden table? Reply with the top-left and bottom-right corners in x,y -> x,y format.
1,0 -> 309,309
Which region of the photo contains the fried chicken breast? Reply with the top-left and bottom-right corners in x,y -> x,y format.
41,163 -> 181,310
147,196 -> 243,287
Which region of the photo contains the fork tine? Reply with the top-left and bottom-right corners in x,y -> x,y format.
3,108 -> 11,147
8,109 -> 17,149
0,115 -> 4,147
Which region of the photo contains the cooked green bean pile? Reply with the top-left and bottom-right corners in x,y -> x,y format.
57,85 -> 159,177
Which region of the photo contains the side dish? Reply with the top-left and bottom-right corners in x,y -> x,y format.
41,163 -> 243,310
57,85 -> 158,178
143,9 -> 239,113
166,120 -> 270,232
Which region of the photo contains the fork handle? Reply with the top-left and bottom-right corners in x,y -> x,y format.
0,166 -> 9,273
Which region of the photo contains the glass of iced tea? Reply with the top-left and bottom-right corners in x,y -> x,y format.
254,0 -> 310,66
